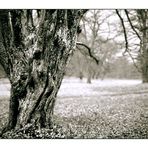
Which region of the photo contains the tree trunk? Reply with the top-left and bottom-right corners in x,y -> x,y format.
9,55 -> 67,129
141,12 -> 148,83
87,75 -> 92,83
141,48 -> 148,83
141,35 -> 148,83
79,71 -> 83,80
0,10 -> 86,131
87,66 -> 92,84
137,10 -> 148,83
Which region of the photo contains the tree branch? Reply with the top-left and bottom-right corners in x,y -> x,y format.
124,10 -> 142,41
76,42 -> 100,64
116,10 -> 129,54
116,10 -> 141,72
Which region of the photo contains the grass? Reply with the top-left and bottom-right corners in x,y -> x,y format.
0,78 -> 148,138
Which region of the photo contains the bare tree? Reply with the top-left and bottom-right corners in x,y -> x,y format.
76,10 -> 119,82
116,9 -> 148,83
0,10 -> 87,132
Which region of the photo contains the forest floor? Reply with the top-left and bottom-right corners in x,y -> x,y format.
0,77 -> 148,138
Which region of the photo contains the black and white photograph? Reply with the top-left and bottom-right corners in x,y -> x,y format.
0,7 -> 148,141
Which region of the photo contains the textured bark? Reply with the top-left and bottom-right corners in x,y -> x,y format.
142,24 -> 148,83
141,32 -> 148,83
137,10 -> 148,83
0,10 -> 86,130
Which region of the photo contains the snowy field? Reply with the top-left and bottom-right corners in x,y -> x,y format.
0,79 -> 10,96
1,77 -> 148,138
57,78 -> 142,98
0,78 -> 142,97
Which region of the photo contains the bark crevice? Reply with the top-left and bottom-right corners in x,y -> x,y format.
0,10 -> 87,132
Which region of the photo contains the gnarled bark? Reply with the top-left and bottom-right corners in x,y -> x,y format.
0,10 -> 87,131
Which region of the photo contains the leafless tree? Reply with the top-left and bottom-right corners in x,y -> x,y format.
116,9 -> 148,83
76,10 -> 119,82
0,10 -> 87,133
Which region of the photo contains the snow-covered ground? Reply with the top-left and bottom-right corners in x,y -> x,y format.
1,77 -> 148,138
57,78 -> 142,98
0,79 -> 10,96
0,77 -> 142,97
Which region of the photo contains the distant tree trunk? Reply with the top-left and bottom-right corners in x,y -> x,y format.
87,66 -> 92,83
79,71 -> 83,80
87,74 -> 92,83
0,10 -> 86,131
